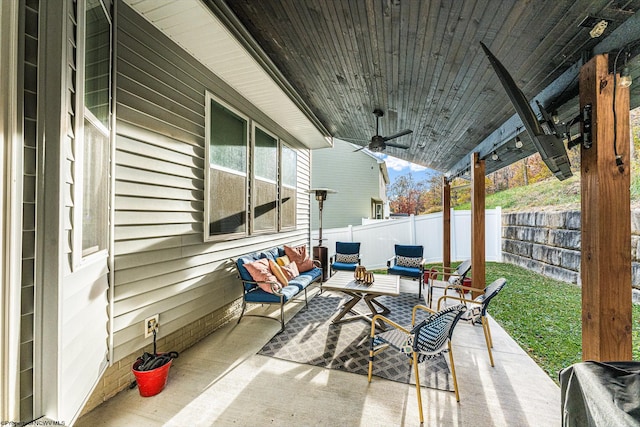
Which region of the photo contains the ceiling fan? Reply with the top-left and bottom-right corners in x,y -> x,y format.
346,109 -> 413,152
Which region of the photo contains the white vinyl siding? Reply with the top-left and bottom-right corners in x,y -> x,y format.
111,3 -> 312,362
312,139 -> 387,229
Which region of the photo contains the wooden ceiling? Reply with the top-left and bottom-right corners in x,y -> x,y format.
213,0 -> 640,176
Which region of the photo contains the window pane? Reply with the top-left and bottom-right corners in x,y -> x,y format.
254,127 -> 277,181
281,186 -> 296,229
81,0 -> 110,258
82,119 -> 109,256
282,145 -> 297,187
85,0 -> 110,128
209,168 -> 246,235
281,145 -> 297,229
210,100 -> 247,172
253,180 -> 277,232
208,99 -> 248,236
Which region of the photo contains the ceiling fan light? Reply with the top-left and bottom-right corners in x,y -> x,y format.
515,136 -> 523,149
620,66 -> 632,88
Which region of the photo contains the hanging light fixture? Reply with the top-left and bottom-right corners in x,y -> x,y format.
491,151 -> 499,161
515,136 -> 523,149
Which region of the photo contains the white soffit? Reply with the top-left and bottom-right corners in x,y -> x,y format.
124,0 -> 331,149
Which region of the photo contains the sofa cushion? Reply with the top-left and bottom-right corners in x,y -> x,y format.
281,261 -> 299,280
276,255 -> 290,266
269,259 -> 289,286
244,285 -> 298,303
288,267 -> 322,290
284,245 -> 314,272
260,247 -> 281,261
243,258 -> 282,293
237,253 -> 263,283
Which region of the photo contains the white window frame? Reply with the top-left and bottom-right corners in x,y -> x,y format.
204,92 -> 250,241
250,123 -> 279,235
72,0 -> 111,270
279,142 -> 297,231
204,92 -> 300,241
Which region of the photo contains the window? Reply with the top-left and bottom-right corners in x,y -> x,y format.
205,93 -> 297,240
373,201 -> 383,219
280,144 -> 297,229
76,0 -> 111,262
253,126 -> 278,233
206,96 -> 248,237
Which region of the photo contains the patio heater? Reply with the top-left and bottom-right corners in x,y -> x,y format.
307,188 -> 336,281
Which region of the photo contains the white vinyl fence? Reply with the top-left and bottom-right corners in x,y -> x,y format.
311,208 -> 502,269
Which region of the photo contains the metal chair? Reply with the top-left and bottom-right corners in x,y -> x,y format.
425,259 -> 471,308
387,244 -> 425,298
368,304 -> 467,426
438,277 -> 507,367
329,241 -> 361,276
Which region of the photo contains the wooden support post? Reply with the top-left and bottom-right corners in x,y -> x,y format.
471,152 -> 485,295
580,54 -> 632,361
442,176 -> 451,270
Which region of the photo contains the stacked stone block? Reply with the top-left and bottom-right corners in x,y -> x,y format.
502,210 -> 640,291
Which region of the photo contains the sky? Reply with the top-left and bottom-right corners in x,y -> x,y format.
374,153 -> 437,186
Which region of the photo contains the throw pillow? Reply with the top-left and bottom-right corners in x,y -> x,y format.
276,255 -> 290,266
396,255 -> 422,268
284,245 -> 314,272
243,258 -> 282,293
269,259 -> 289,286
281,261 -> 299,280
335,253 -> 358,263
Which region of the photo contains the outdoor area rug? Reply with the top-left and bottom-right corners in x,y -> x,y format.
258,292 -> 454,391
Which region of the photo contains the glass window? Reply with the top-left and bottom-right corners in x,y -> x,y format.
80,0 -> 111,259
281,144 -> 297,229
253,126 -> 277,233
207,97 -> 248,237
205,93 -> 298,239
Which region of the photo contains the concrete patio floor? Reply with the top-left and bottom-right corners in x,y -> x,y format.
76,281 -> 561,426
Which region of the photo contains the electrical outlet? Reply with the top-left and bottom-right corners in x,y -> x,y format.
144,314 -> 159,338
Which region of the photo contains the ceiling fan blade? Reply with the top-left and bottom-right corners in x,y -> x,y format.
336,136 -> 371,143
383,129 -> 412,141
384,141 -> 410,149
352,145 -> 367,152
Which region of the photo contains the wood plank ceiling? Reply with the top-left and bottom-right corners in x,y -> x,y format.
215,0 -> 640,176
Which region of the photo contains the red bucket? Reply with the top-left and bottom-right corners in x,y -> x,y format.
132,358 -> 172,397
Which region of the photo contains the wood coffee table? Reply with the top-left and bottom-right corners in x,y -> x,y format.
322,271 -> 400,330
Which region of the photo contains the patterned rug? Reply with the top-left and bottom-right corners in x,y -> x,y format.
258,292 -> 454,391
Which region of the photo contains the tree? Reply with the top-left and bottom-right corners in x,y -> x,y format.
388,174 -> 427,215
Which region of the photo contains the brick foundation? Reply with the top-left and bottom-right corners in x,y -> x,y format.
80,299 -> 241,417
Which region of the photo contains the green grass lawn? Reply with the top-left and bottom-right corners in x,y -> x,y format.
424,262 -> 640,382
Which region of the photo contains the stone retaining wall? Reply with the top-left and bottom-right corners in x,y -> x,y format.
502,210 -> 640,291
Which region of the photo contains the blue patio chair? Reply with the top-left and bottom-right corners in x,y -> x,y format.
368,303 -> 468,426
387,244 -> 425,298
329,242 -> 361,276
